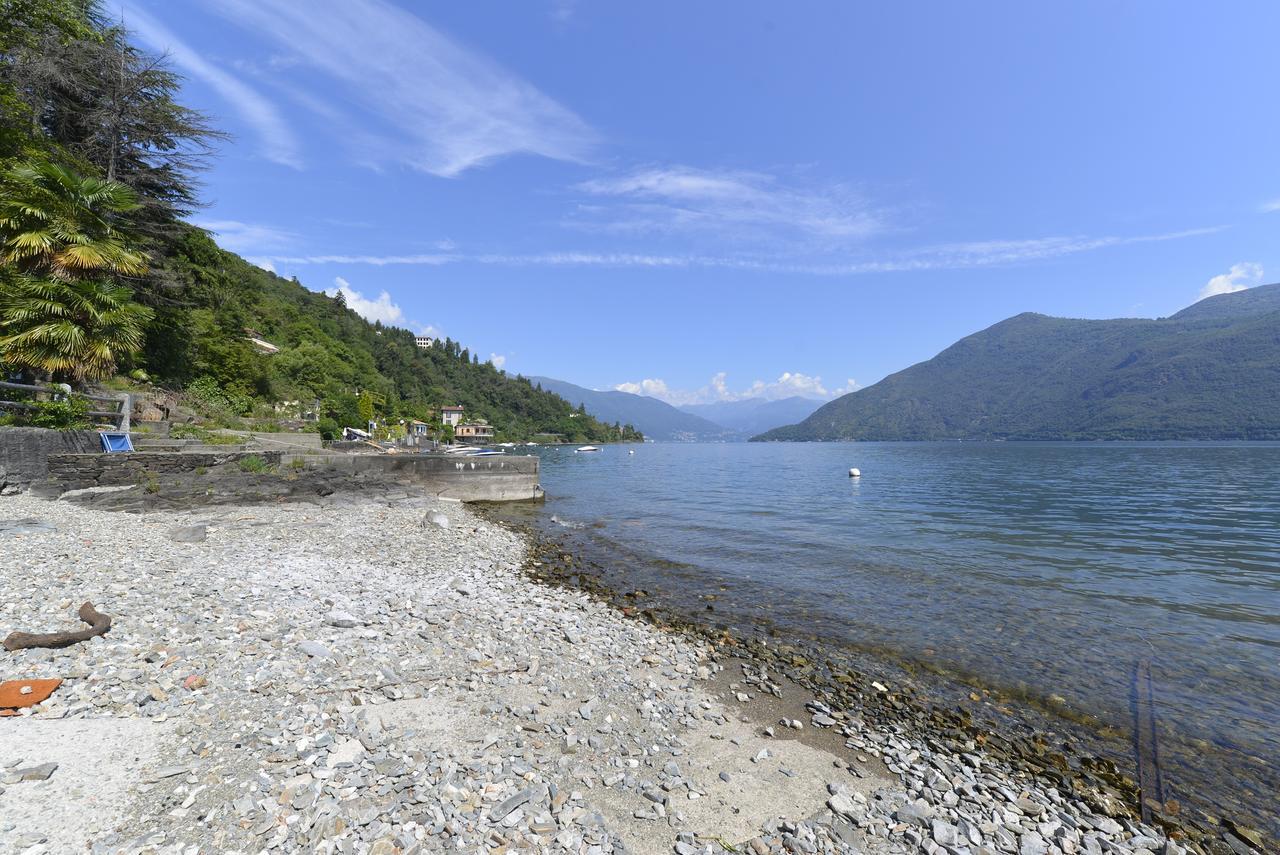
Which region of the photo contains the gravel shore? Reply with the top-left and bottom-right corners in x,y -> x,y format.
0,489 -> 1204,855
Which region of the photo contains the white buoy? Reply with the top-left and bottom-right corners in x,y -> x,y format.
848,468 -> 861,478
629,450 -> 635,454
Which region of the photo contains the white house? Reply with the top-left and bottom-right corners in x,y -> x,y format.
415,336 -> 435,349
441,405 -> 464,427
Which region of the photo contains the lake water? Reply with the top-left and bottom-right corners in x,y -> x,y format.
516,441 -> 1280,832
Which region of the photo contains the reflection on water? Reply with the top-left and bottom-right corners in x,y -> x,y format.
524,441 -> 1280,830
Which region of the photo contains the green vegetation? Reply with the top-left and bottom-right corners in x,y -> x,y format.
237,454 -> 271,474
168,424 -> 242,445
0,2 -> 641,443
757,284 -> 1280,442
0,158 -> 153,383
0,382 -> 92,428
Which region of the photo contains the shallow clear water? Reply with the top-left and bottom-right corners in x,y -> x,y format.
524,441 -> 1280,827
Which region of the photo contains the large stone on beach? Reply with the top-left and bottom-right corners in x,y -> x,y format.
894,800 -> 934,827
168,524 -> 207,543
827,793 -> 857,817
14,762 -> 58,782
1019,832 -> 1048,855
489,786 -> 535,821
326,610 -> 359,628
326,738 -> 365,769
932,819 -> 960,848
298,640 -> 334,659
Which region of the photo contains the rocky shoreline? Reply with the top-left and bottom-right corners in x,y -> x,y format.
0,483 -> 1245,854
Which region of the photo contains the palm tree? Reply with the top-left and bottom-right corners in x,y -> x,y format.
0,160 -> 152,382
0,277 -> 152,382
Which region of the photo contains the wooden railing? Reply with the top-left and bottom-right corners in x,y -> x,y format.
0,380 -> 131,430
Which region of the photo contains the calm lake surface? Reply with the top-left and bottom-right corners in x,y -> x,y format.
519,441 -> 1280,828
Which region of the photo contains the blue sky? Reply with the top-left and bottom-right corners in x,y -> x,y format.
118,0 -> 1279,405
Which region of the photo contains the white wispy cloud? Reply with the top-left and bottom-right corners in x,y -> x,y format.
615,372 -> 858,405
193,219 -> 297,254
489,353 -> 507,369
1199,262 -> 1263,300
254,226 -> 1222,275
120,3 -> 301,168
324,277 -> 405,325
206,0 -> 596,176
270,253 -> 459,267
572,165 -> 883,245
1260,199 -> 1280,213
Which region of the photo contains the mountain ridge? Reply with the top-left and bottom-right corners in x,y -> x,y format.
679,396 -> 825,436
527,377 -> 731,441
756,284 -> 1280,442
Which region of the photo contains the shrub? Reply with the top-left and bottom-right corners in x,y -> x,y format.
187,376 -> 252,421
27,397 -> 91,430
237,454 -> 271,473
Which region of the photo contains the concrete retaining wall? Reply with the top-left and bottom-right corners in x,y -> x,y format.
0,427 -> 102,493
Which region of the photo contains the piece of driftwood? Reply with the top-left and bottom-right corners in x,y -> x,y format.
3,601 -> 112,651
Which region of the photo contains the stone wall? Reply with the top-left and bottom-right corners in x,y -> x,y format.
291,452 -> 541,502
43,451 -> 281,492
0,427 -> 102,493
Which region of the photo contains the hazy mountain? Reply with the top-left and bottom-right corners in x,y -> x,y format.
679,396 -> 825,436
757,284 -> 1280,442
529,377 -> 731,441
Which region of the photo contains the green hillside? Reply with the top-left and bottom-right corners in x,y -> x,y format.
757,284 -> 1280,441
142,228 -> 643,442
0,2 -> 639,444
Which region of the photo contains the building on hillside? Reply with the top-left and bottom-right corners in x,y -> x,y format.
441,405 -> 464,427
454,420 -> 494,445
415,336 -> 435,349
245,328 -> 279,354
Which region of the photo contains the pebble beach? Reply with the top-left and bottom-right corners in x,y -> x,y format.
0,488 -> 1205,855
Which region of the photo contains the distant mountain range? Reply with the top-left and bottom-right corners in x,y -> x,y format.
678,396 -> 824,436
757,283 -> 1280,442
529,377 -> 731,441
529,377 -> 824,440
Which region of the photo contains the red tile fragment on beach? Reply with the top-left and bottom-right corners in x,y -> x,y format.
0,678 -> 63,711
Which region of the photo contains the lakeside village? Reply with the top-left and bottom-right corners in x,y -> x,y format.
250,336 -> 546,452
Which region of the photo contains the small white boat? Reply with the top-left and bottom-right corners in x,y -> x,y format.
444,446 -> 504,456
575,445 -> 601,453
